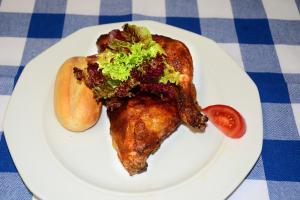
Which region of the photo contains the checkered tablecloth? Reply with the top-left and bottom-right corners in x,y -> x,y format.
0,0 -> 299,199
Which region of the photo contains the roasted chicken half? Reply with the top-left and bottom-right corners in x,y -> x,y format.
107,94 -> 180,175
93,28 -> 208,175
71,25 -> 207,175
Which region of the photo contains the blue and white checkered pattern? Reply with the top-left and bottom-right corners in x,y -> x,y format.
1,0 -> 300,199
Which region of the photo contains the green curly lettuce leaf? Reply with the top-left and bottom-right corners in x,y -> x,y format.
159,62 -> 180,85
122,23 -> 152,43
98,25 -> 165,81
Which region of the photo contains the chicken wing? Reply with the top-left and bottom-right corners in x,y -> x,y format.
152,35 -> 208,131
107,94 -> 180,175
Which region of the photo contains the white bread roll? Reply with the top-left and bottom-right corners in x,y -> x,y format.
54,57 -> 101,132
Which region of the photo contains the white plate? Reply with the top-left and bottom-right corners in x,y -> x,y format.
4,21 -> 263,200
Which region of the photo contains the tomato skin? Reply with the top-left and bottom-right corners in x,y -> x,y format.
202,105 -> 246,138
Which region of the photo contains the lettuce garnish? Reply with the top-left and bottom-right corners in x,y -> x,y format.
159,62 -> 180,85
92,24 -> 181,100
98,24 -> 166,82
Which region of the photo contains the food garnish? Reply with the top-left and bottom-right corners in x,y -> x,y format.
74,24 -> 180,102
202,105 -> 246,138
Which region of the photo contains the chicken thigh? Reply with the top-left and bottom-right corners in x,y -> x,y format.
107,94 -> 180,175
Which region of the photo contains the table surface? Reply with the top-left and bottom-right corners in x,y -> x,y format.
0,0 -> 299,199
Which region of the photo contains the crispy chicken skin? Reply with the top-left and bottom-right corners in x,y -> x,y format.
107,95 -> 180,175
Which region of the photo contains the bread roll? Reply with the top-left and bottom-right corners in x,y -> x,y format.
54,57 -> 101,132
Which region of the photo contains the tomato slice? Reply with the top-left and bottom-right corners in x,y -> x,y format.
202,105 -> 246,138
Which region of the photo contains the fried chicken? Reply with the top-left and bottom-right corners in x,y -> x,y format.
96,31 -> 207,175
107,94 -> 180,175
